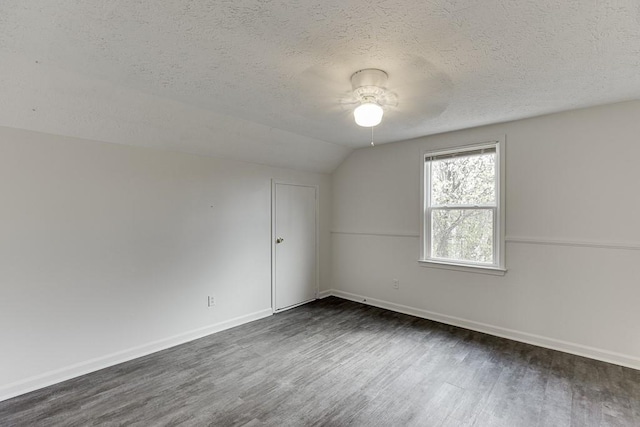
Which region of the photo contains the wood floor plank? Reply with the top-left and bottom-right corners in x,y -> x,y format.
1,297 -> 638,426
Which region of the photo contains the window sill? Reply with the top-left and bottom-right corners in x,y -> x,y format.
418,259 -> 507,276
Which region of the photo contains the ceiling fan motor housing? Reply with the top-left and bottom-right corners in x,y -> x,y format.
351,69 -> 388,103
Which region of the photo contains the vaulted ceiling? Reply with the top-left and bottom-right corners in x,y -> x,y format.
1,1 -> 639,172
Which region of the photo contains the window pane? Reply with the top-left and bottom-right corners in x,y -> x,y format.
431,209 -> 494,264
431,153 -> 495,206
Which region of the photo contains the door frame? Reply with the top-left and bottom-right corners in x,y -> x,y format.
271,180 -> 319,313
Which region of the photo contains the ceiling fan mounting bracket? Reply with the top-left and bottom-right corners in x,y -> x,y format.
351,69 -> 388,90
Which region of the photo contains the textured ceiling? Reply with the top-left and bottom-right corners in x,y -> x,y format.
1,1 -> 639,172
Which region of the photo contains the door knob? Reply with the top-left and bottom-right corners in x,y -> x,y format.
276,237 -> 284,244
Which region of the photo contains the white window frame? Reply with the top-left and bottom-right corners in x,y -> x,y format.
419,137 -> 506,275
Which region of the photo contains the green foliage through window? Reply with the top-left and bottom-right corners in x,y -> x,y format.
426,147 -> 497,265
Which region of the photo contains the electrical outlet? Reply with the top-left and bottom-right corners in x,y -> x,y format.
392,279 -> 400,289
208,296 -> 215,307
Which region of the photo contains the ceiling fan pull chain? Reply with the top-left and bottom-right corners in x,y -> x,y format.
371,126 -> 375,147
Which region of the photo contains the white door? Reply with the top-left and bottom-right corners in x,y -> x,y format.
273,183 -> 317,312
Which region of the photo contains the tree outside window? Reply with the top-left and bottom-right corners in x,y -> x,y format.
422,141 -> 504,272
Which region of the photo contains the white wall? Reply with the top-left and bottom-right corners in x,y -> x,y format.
331,101 -> 640,369
0,126 -> 332,400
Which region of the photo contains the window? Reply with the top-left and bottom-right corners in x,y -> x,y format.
420,139 -> 505,274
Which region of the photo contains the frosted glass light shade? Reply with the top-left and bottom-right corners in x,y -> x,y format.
354,102 -> 383,127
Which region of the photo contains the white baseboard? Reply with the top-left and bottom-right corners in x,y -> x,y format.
0,308 -> 273,403
5,293 -> 638,403
317,290 -> 333,299
328,289 -> 640,371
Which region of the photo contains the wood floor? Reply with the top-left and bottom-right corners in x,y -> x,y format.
1,297 -> 639,426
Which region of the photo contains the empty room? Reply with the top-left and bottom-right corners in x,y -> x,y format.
1,1 -> 639,426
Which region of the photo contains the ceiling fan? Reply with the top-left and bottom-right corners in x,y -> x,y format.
349,68 -> 396,128
296,55 -> 452,145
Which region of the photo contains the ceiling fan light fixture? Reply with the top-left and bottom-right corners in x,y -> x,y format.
351,69 -> 388,128
354,101 -> 384,127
